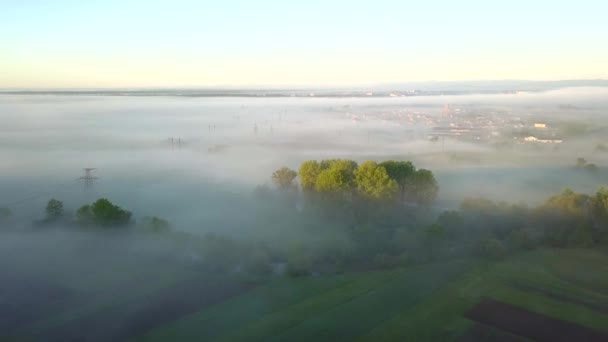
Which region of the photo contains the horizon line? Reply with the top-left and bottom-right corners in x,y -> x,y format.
2,79 -> 608,92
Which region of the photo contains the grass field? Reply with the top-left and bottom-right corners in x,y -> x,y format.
4,248 -> 608,341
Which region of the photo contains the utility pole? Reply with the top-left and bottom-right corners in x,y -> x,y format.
79,168 -> 98,191
169,137 -> 183,149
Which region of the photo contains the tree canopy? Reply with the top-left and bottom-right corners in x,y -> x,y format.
407,169 -> 439,205
354,161 -> 398,200
272,167 -> 298,190
314,159 -> 358,195
292,159 -> 437,205
379,160 -> 415,200
45,199 -> 64,220
78,198 -> 132,227
298,160 -> 322,191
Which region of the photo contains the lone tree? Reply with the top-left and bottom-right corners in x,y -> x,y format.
272,167 -> 298,190
380,160 -> 416,201
45,199 -> 64,220
354,161 -> 398,200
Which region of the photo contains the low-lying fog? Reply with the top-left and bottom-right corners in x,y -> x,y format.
2,87 -> 608,234
2,87 -> 608,340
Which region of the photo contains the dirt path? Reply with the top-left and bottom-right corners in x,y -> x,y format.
507,280 -> 608,315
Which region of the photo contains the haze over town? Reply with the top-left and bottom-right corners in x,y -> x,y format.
2,1 -> 608,341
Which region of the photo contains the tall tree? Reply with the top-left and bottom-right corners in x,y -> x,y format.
90,198 -> 132,227
354,161 -> 398,200
45,199 -> 64,220
272,167 -> 298,190
380,160 -> 416,201
298,160 -> 322,191
407,169 -> 439,205
315,159 -> 357,194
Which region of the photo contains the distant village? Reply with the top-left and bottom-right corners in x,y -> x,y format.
340,103 -> 565,145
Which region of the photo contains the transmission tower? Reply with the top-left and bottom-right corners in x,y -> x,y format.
79,168 -> 98,190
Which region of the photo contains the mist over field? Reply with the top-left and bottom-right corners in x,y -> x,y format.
2,88 -> 608,229
2,87 -> 608,341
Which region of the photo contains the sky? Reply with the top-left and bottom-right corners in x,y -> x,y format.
1,0 -> 607,88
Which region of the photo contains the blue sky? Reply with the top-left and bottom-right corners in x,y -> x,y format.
1,0 -> 607,88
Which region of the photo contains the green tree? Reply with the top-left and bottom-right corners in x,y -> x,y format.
379,160 -> 415,201
45,199 -> 64,220
593,187 -> 608,219
272,167 -> 298,190
407,169 -> 439,205
298,160 -> 322,191
315,160 -> 357,194
544,188 -> 591,218
90,198 -> 132,227
76,204 -> 93,226
354,161 -> 398,200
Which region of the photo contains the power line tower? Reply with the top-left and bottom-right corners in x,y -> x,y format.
79,168 -> 98,191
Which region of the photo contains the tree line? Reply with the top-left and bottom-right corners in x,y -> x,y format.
270,159 -> 439,205
31,198 -> 170,232
5,160 -> 608,278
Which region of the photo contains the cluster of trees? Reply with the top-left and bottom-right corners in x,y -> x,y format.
9,162 -> 607,279
31,197 -> 171,233
389,186 -> 608,262
76,199 -> 132,227
252,177 -> 608,276
271,159 -> 438,205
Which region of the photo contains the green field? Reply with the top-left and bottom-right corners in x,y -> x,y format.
5,247 -> 608,341
129,248 -> 608,341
